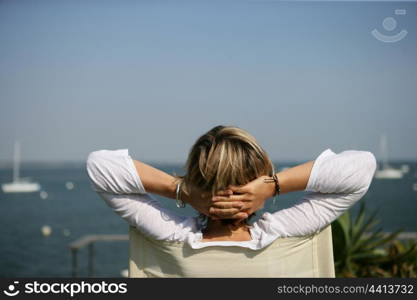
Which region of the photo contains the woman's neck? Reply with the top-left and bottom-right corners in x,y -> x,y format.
201,219 -> 252,242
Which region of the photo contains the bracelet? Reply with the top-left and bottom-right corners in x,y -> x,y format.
273,174 -> 280,196
175,182 -> 186,208
263,174 -> 280,197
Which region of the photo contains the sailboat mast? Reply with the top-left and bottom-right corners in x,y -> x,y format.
13,141 -> 20,182
380,134 -> 388,169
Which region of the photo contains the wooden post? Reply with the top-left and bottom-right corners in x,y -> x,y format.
88,243 -> 95,277
71,249 -> 78,277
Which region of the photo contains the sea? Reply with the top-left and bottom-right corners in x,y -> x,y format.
1,161 -> 417,277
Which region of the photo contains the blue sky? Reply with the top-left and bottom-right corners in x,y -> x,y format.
0,0 -> 416,164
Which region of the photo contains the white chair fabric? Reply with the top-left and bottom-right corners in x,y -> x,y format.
128,225 -> 335,278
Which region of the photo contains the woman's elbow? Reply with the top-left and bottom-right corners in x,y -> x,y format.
358,151 -> 377,192
86,150 -> 108,190
86,151 -> 99,173
87,149 -> 99,162
87,150 -> 109,170
363,151 -> 377,176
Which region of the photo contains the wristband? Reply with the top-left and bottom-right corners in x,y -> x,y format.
175,182 -> 186,208
263,174 -> 280,197
272,174 -> 281,196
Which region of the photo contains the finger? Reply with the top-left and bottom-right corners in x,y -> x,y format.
212,194 -> 247,202
215,189 -> 233,196
209,207 -> 241,218
229,212 -> 248,220
228,185 -> 248,194
211,201 -> 244,209
211,212 -> 248,221
239,203 -> 252,212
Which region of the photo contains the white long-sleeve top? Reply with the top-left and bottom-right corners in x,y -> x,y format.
86,148 -> 376,250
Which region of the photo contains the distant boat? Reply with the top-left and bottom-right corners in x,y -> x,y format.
401,164 -> 410,174
374,134 -> 403,179
1,141 -> 41,193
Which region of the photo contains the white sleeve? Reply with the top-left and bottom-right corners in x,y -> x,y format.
86,149 -> 196,241
86,149 -> 146,194
255,149 -> 377,240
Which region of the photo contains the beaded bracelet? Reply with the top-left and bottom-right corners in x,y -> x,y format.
175,182 -> 186,208
263,174 -> 281,197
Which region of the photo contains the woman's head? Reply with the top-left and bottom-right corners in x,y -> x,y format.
179,125 -> 274,197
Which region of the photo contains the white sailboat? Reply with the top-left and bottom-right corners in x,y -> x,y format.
1,141 -> 41,193
374,134 -> 403,179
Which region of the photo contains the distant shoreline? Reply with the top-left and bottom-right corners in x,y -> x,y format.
1,160 -> 417,170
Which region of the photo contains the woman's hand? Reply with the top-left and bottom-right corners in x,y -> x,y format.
211,175 -> 276,219
183,186 -> 248,220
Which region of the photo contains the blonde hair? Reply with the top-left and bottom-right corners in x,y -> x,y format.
177,125 -> 274,197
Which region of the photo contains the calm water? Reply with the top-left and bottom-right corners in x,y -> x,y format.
1,161 -> 417,277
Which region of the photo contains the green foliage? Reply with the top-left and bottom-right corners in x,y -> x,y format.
332,201 -> 417,277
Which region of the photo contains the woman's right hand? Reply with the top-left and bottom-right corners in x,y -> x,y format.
183,186 -> 249,220
210,175 -> 276,220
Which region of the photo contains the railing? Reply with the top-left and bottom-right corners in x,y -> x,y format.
68,234 -> 128,277
68,232 -> 417,277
